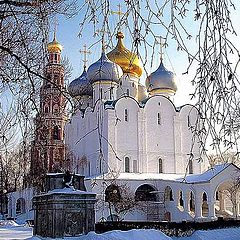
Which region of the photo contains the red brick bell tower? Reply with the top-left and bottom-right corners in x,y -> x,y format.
30,33 -> 67,187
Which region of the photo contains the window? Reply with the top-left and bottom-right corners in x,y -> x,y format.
120,81 -> 122,86
53,104 -> 59,114
125,157 -> 130,172
132,82 -> 135,87
124,109 -> 128,122
164,186 -> 174,201
54,53 -> 58,63
110,87 -> 113,100
88,162 -> 91,176
157,113 -> 161,125
133,160 -> 137,173
189,159 -> 193,174
44,105 -> 49,113
179,191 -> 184,207
159,158 -> 163,173
53,126 -> 60,140
126,89 -> 130,96
100,88 -> 103,99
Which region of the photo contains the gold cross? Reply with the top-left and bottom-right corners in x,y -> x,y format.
79,44 -> 91,68
111,4 -> 124,22
156,36 -> 165,62
53,17 -> 59,40
95,28 -> 109,51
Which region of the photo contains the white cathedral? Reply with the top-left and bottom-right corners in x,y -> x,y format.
65,32 -> 240,222
6,31 -> 240,223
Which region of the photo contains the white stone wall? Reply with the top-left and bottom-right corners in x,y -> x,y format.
65,94 -> 206,177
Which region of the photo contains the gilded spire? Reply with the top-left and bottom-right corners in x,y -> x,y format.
47,19 -> 63,53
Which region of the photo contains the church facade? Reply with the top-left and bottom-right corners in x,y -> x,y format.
6,31 -> 240,223
65,32 -> 240,222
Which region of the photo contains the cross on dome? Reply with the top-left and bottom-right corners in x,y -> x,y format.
79,44 -> 91,69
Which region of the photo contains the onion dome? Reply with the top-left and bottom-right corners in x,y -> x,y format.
138,83 -> 148,102
47,34 -> 63,53
145,62 -> 177,95
87,51 -> 123,84
68,68 -> 92,97
107,32 -> 143,78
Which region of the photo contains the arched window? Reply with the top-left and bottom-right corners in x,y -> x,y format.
179,191 -> 184,208
189,159 -> 193,174
157,113 -> 161,125
100,88 -> 103,99
135,184 -> 158,202
125,157 -> 130,172
44,105 -> 49,113
54,53 -> 58,63
53,126 -> 60,140
105,184 -> 121,203
164,186 -> 174,201
159,158 -> 163,173
190,191 -> 195,212
120,81 -> 122,86
53,104 -> 59,114
124,109 -> 128,122
16,198 -> 26,215
126,89 -> 130,96
132,82 -> 135,87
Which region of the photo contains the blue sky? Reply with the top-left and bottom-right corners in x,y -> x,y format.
54,1 -> 240,107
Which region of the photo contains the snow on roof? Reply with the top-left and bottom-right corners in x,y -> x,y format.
176,163 -> 232,183
86,164 -> 235,184
86,172 -> 184,181
37,187 -> 95,196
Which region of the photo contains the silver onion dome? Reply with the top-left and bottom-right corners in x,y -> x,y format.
145,62 -> 177,94
68,68 -> 93,97
87,51 -> 123,84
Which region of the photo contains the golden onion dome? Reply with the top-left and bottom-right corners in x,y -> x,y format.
47,34 -> 63,53
107,32 -> 143,78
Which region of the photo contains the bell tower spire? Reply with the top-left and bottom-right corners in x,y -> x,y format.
30,26 -> 67,188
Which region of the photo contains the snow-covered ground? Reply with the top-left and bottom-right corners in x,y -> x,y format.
1,220 -> 240,240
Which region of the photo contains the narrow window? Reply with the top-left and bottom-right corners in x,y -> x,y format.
54,53 -> 58,63
126,89 -> 130,96
157,113 -> 161,125
88,162 -> 91,176
132,82 -> 135,87
125,157 -> 130,172
45,105 -> 49,113
133,160 -> 137,173
110,87 -> 113,100
124,109 -> 128,122
120,81 -> 122,86
159,158 -> 163,173
100,88 -> 103,99
189,159 -> 193,174
53,126 -> 60,140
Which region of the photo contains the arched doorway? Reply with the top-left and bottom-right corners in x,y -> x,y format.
135,184 -> 159,221
135,184 -> 158,202
215,181 -> 239,219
